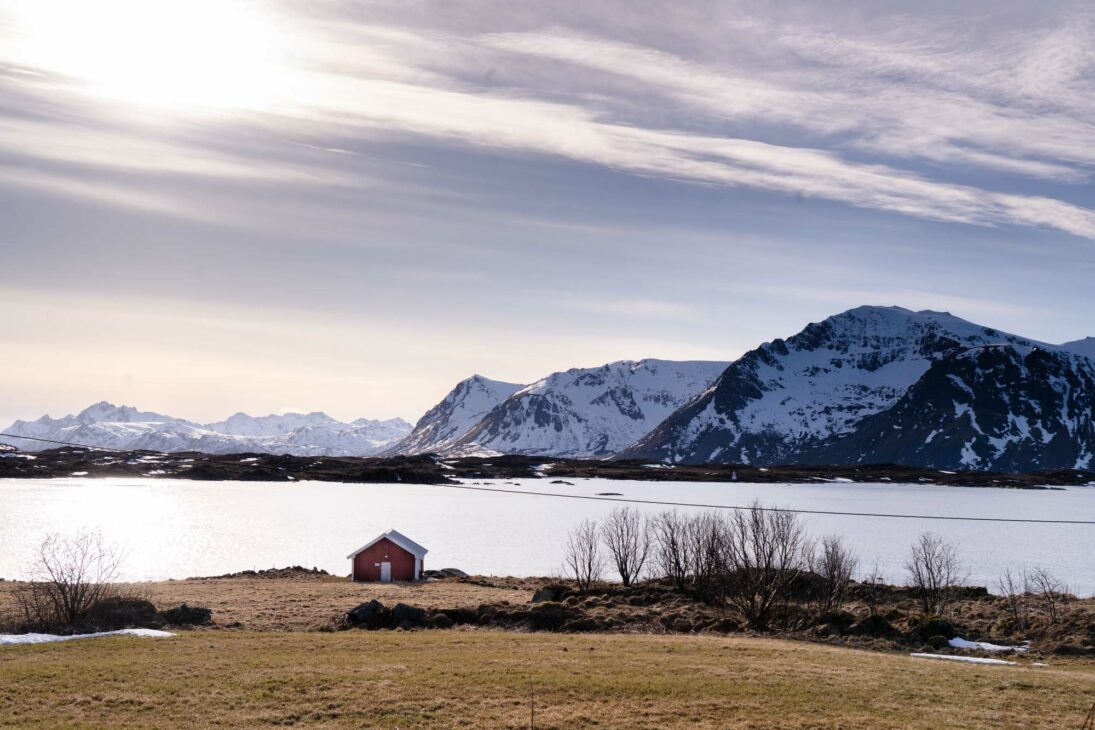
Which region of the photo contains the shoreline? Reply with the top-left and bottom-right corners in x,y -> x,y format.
3,447 -> 1093,488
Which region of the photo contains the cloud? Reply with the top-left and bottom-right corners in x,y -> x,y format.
2,1 -> 1094,241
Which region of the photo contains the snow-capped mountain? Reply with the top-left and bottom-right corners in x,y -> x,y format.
619,306 -> 1047,465
205,411 -> 342,437
1063,337 -> 1095,361
802,345 -> 1095,471
1,402 -> 411,456
452,359 -> 728,458
385,375 -> 523,455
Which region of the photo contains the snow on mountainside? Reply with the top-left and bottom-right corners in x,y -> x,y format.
385,375 -> 523,456
452,359 -> 728,458
801,345 -> 1095,471
205,411 -> 342,437
1063,337 -> 1095,361
1,403 -> 410,456
619,306 -> 1047,465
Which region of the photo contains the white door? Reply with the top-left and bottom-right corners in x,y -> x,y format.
380,562 -> 392,583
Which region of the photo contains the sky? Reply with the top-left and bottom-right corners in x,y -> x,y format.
1,0 -> 1094,427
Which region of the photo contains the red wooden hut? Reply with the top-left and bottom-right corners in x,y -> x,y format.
346,529 -> 428,583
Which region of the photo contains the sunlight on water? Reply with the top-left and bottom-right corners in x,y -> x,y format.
0,478 -> 1092,595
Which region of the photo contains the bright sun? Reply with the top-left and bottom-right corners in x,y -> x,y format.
6,0 -> 287,112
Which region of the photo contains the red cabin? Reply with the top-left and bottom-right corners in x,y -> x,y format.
346,529 -> 428,583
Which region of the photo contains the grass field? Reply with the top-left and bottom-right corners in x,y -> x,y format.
2,630 -> 1093,728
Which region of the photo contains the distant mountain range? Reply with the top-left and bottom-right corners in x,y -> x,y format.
1,403 -> 411,456
4,306 -> 1093,471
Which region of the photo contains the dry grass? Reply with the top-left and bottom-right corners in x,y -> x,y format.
1,575 -> 535,632
1,630 -> 1093,728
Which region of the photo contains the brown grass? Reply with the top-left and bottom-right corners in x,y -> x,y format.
2,575 -> 535,632
1,630 -> 1093,728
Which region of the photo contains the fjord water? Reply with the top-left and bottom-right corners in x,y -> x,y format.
0,478 -> 1091,595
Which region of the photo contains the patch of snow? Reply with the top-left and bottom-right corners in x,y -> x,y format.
69,471 -> 88,476
1,628 -> 175,646
911,653 -> 1016,666
949,637 -> 1028,653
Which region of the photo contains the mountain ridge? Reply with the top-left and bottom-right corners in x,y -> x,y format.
2,403 -> 411,457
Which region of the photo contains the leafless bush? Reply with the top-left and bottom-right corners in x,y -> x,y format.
905,532 -> 966,615
11,531 -> 122,632
720,502 -> 809,629
600,507 -> 651,587
995,569 -> 1028,631
563,519 -> 603,592
810,534 -> 859,614
860,561 -> 887,617
651,510 -> 691,591
684,511 -> 727,602
1027,566 -> 1070,624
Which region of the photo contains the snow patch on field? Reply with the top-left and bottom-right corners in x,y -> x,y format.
911,653 -> 1016,665
1,628 -> 175,646
949,637 -> 1028,652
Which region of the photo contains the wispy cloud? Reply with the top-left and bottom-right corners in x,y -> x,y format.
2,1 -> 1093,240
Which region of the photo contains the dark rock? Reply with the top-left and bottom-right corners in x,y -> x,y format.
347,599 -> 390,629
83,597 -> 160,631
531,584 -> 568,603
428,613 -> 455,629
563,617 -> 602,632
926,634 -> 950,650
909,615 -> 957,639
527,602 -> 579,631
421,568 -> 469,579
158,604 -> 213,626
391,603 -> 428,627
818,610 -> 856,629
848,615 -> 898,637
438,607 -> 477,625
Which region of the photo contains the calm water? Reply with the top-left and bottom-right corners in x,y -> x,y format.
1,478 -> 1092,595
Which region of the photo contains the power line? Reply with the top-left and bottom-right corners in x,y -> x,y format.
0,433 -> 129,452
426,482 -> 1095,525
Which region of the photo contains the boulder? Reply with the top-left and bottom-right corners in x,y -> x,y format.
526,602 -> 579,631
908,615 -> 957,640
926,634 -> 950,650
848,614 -> 898,638
347,599 -> 390,629
428,613 -> 456,629
83,597 -> 160,631
158,604 -> 213,626
531,584 -> 568,603
391,603 -> 428,627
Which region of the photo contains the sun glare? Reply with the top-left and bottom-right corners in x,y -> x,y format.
6,0 -> 287,112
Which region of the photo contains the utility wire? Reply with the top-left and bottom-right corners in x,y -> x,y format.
425,482 -> 1095,525
2,432 -> 1092,525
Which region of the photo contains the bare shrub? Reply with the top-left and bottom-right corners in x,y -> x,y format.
651,510 -> 691,591
996,569 -> 1028,631
1027,566 -> 1070,624
810,534 -> 859,614
12,531 -> 122,632
563,519 -> 603,593
600,507 -> 651,587
720,502 -> 809,629
860,561 -> 888,617
684,512 -> 727,602
905,532 -> 965,615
